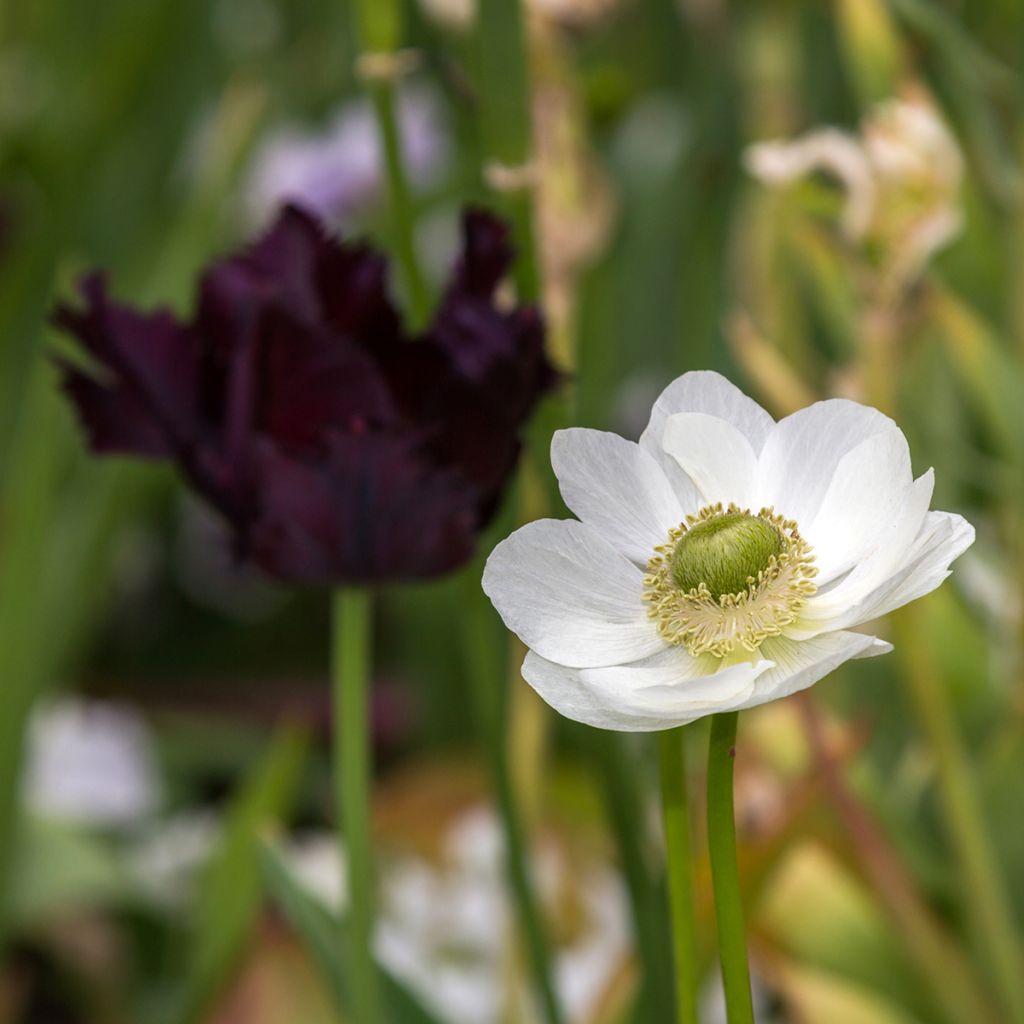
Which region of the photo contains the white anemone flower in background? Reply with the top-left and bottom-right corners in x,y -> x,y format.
482,371 -> 973,731
279,809 -> 630,1024
745,92 -> 963,292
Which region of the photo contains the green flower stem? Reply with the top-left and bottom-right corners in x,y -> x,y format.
589,732 -> 675,1018
367,81 -> 431,325
351,0 -> 430,326
477,0 -> 540,303
657,727 -> 699,1024
707,712 -> 754,1024
895,609 -> 1024,1024
331,589 -> 385,1024
462,575 -> 564,1024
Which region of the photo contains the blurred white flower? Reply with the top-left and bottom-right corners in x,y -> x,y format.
746,127 -> 875,240
243,87 -> 449,228
285,807 -> 630,1023
128,810 -> 220,909
23,698 -> 161,827
286,831 -> 347,913
483,371 -> 973,731
745,93 -> 963,291
377,807 -> 630,1024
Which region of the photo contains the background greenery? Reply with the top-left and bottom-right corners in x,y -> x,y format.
1,0 -> 1023,1021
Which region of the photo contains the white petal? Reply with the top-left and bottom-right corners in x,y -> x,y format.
734,631 -> 891,711
800,511 -> 974,633
640,371 -> 775,509
757,399 -> 905,525
521,647 -> 771,732
661,413 -> 759,509
800,470 -> 934,622
551,428 -> 684,567
804,430 -> 914,583
522,652 -> 670,731
482,519 -> 662,669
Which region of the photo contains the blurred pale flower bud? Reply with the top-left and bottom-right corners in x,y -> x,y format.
745,127 -> 876,240
418,0 -> 475,31
418,0 -> 619,32
745,91 -> 963,293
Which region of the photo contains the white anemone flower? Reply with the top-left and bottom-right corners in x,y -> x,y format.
482,372 -> 973,731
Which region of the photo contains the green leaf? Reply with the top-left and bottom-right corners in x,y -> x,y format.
259,838 -> 347,1013
172,725 -> 308,1024
259,837 -> 445,1024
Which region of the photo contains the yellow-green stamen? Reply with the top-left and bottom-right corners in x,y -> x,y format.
644,503 -> 818,659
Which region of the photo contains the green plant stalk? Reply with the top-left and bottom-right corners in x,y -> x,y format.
368,80 -> 431,326
462,575 -> 564,1024
657,727 -> 699,1024
0,363 -> 67,942
477,0 -> 540,303
796,693 -> 1000,1024
331,589 -> 385,1024
895,609 -> 1024,1024
590,731 -> 675,1018
350,0 -> 430,326
707,712 -> 754,1024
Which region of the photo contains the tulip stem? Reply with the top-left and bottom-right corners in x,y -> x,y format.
331,588 -> 385,1024
462,574 -> 564,1024
350,0 -> 431,325
657,726 -> 700,1024
707,712 -> 754,1024
477,0 -> 540,304
368,81 -> 431,326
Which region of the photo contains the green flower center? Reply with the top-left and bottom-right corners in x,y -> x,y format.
670,511 -> 784,599
643,503 -> 818,658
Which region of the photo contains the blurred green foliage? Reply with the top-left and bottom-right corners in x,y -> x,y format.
1,0 -> 1024,1021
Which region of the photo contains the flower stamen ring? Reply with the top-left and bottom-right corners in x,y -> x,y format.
643,502 -> 818,658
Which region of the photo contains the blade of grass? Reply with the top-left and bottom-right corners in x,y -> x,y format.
170,725 -> 308,1024
0,356 -> 72,943
259,837 -> 445,1024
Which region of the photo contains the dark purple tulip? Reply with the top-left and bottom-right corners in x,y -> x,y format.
53,206 -> 557,585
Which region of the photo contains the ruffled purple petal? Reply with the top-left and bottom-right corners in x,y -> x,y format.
53,274 -> 201,458
198,204 -> 401,345
425,209 -> 558,425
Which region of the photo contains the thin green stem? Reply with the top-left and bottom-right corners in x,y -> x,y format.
350,0 -> 430,326
368,82 -> 431,326
657,727 -> 699,1024
589,731 -> 675,1019
331,589 -> 385,1024
895,609 -> 1024,1024
462,574 -> 563,1024
477,0 -> 540,303
707,712 -> 754,1024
